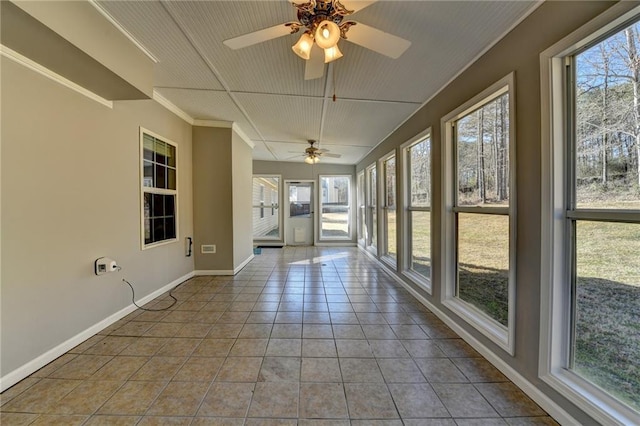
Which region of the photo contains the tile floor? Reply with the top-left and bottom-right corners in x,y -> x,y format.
1,247 -> 558,425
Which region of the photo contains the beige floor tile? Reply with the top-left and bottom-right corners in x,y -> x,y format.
339,358 -> 384,382
298,420 -> 349,426
0,412 -> 39,425
248,382 -> 299,418
388,383 -> 449,418
300,383 -> 348,419
432,383 -> 499,418
303,324 -> 334,339
434,339 -> 480,357
369,340 -> 411,358
332,325 -> 365,339
1,379 -> 80,412
84,414 -> 141,425
30,414 -> 89,425
193,339 -> 235,357
129,356 -> 186,381
146,381 -> 209,416
143,322 -> 184,338
239,324 -> 273,339
50,380 -> 123,414
390,325 -> 429,340
175,322 -> 213,338
258,357 -> 301,382
302,339 -> 337,357
266,339 -> 302,356
414,358 -> 468,383
344,383 -> 399,419
48,355 -> 113,380
90,356 -> 149,381
216,357 -> 263,382
197,382 -> 255,417
361,324 -> 397,340
301,358 -> 342,382
454,419 -> 507,426
504,416 -> 560,425
229,339 -> 268,356
475,383 -> 546,417
83,336 -> 136,355
97,381 -> 165,415
0,377 -> 40,406
119,337 -> 166,356
137,416 -> 192,425
155,338 -> 202,357
452,358 -> 509,383
207,323 -> 244,339
377,358 -> 426,383
335,340 -> 374,358
191,417 -> 244,425
401,340 -> 447,358
172,356 -> 224,382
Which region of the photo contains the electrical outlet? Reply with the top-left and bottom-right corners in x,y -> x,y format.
201,244 -> 216,254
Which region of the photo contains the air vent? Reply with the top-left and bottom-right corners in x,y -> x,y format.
201,244 -> 216,254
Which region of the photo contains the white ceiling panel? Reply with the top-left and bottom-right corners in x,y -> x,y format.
97,1 -> 224,90
234,93 -> 324,143
162,1 -> 326,97
321,99 -> 420,147
155,88 -> 261,140
93,0 -> 538,165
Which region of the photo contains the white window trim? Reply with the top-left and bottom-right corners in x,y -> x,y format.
139,127 -> 179,250
380,150 -> 398,269
365,163 -> 378,256
540,3 -> 640,425
357,170 -> 366,248
318,174 -> 352,241
441,73 -> 516,355
252,174 -> 283,241
401,128 -> 433,293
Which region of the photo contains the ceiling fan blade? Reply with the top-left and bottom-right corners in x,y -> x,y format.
344,22 -> 411,59
304,45 -> 325,80
223,24 -> 292,50
340,0 -> 378,13
322,153 -> 342,158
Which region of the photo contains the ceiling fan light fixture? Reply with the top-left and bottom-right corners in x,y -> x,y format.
324,44 -> 343,63
314,20 -> 340,49
304,155 -> 317,164
292,32 -> 314,60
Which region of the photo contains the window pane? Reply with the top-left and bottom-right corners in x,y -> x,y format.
575,22 -> 640,209
573,221 -> 640,411
456,93 -> 510,207
155,164 -> 166,189
167,168 -> 177,190
143,134 -> 154,161
164,217 -> 176,240
143,160 -> 154,187
152,218 -> 164,242
409,138 -> 431,207
166,143 -> 176,167
253,176 -> 280,239
386,209 -> 397,259
165,194 -> 175,217
289,183 -> 311,217
457,213 -> 509,326
144,193 -> 152,244
155,140 -> 167,165
153,194 -> 164,217
385,157 -> 396,207
321,176 -> 350,239
410,211 -> 431,278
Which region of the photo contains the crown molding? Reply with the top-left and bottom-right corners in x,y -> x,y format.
152,89 -> 194,124
1,44 -> 113,108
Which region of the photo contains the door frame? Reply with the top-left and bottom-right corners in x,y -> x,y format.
284,179 -> 315,246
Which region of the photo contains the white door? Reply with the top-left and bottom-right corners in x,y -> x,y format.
285,181 -> 314,246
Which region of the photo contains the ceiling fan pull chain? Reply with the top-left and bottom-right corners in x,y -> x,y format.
333,64 -> 337,102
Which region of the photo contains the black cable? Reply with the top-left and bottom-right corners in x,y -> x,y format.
122,278 -> 178,311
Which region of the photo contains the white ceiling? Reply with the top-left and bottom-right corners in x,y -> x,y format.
97,0 -> 537,165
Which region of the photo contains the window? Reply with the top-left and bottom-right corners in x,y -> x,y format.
320,175 -> 351,240
402,131 -> 432,289
382,154 -> 397,265
141,129 -> 178,248
357,171 -> 365,247
541,5 -> 640,423
442,73 -> 515,353
366,164 -> 377,254
253,175 -> 281,240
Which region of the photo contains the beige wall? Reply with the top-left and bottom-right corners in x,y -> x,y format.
192,127 -> 234,271
232,131 -> 254,269
0,57 -> 194,380
355,2 -> 616,424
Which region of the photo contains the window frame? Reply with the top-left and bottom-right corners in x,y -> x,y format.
357,170 -> 365,248
139,127 -> 179,250
441,73 -> 517,355
401,129 -> 433,292
318,174 -> 352,241
540,4 -> 640,424
381,151 -> 398,268
365,163 -> 378,255
252,174 -> 282,241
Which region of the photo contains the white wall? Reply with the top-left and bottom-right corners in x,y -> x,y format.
0,56 -> 194,387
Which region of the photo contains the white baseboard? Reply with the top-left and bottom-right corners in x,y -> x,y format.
358,247 -> 578,426
0,271 -> 194,392
195,254 -> 254,276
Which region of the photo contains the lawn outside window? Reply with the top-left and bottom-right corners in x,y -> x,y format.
140,128 -> 178,249
540,3 -> 640,424
381,152 -> 398,268
401,129 -> 432,292
365,163 -> 378,255
442,73 -> 516,355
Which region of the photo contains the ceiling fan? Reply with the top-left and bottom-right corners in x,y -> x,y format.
223,0 -> 411,80
289,140 -> 341,163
